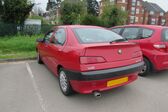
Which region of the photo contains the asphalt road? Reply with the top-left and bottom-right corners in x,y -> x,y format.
0,61 -> 168,112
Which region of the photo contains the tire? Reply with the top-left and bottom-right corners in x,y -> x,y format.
37,52 -> 43,64
58,68 -> 74,96
139,58 -> 151,77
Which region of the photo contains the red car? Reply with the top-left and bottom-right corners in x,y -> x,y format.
110,25 -> 168,76
36,25 -> 143,96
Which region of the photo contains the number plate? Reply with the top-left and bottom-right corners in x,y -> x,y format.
107,77 -> 128,87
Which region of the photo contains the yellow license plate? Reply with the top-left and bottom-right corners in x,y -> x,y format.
107,77 -> 128,87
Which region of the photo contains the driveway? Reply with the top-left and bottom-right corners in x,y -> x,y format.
0,61 -> 168,112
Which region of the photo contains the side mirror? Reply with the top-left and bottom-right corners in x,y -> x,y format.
36,38 -> 44,43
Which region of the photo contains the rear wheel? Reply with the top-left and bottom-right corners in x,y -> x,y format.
139,58 -> 151,76
59,68 -> 74,96
37,52 -> 43,64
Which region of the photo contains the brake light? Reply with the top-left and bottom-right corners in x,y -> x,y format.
153,43 -> 167,52
80,57 -> 106,64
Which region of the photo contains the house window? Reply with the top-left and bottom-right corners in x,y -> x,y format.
150,11 -> 154,15
121,6 -> 126,11
161,19 -> 166,25
132,0 -> 136,6
142,9 -> 144,14
160,12 -> 164,16
141,17 -> 144,23
131,7 -> 136,15
122,0 -> 125,3
130,16 -> 135,23
151,18 -> 156,25
137,1 -> 140,6
136,9 -> 139,14
135,17 -> 139,23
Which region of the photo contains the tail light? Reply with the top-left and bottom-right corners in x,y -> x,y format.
80,57 -> 106,64
153,43 -> 167,52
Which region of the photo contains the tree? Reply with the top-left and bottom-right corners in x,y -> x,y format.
101,5 -> 128,27
81,14 -> 105,26
46,0 -> 63,11
0,0 -> 34,24
86,0 -> 99,16
60,1 -> 86,25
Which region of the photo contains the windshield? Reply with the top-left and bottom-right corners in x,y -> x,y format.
73,28 -> 124,44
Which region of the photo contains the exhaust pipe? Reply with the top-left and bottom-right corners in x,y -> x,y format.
93,91 -> 101,98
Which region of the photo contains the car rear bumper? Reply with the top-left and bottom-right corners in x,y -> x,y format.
65,62 -> 143,94
65,62 -> 144,81
70,74 -> 138,94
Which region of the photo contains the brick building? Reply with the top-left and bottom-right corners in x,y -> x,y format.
100,0 -> 168,26
142,1 -> 165,25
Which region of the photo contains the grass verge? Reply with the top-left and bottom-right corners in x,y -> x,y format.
0,35 -> 42,59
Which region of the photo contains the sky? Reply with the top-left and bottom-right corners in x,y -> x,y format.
34,0 -> 168,12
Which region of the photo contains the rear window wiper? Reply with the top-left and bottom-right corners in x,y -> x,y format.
110,38 -> 127,44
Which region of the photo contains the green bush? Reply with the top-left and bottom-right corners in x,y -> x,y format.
80,14 -> 106,27
101,5 -> 128,27
60,1 -> 86,25
0,22 -> 17,36
41,24 -> 55,34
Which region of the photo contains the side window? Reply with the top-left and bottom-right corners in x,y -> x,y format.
111,28 -> 122,34
122,28 -> 140,40
44,31 -> 53,43
141,28 -> 154,38
162,29 -> 168,41
53,29 -> 66,45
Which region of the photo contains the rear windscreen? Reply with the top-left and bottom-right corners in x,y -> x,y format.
73,28 -> 124,44
162,29 -> 168,41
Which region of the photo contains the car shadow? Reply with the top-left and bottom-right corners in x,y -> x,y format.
145,70 -> 168,79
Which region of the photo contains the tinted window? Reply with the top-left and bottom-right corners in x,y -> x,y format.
74,28 -> 124,44
122,28 -> 140,40
53,29 -> 66,45
111,28 -> 122,34
162,29 -> 168,41
142,28 -> 153,38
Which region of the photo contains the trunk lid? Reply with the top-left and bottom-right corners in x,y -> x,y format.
82,42 -> 141,62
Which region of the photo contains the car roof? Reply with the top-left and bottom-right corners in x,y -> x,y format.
52,25 -> 104,29
111,24 -> 168,30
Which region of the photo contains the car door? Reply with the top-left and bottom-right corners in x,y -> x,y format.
121,27 -> 141,44
38,30 -> 54,66
138,28 -> 154,51
46,28 -> 67,75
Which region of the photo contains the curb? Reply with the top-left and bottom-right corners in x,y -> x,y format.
0,57 -> 36,63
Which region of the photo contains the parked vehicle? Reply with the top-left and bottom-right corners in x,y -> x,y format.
36,25 -> 143,96
110,25 -> 168,76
